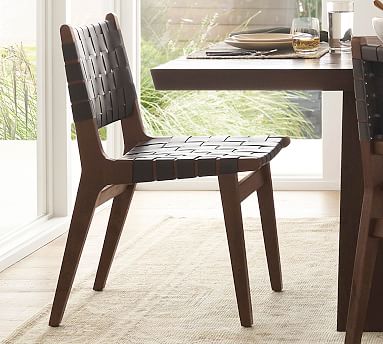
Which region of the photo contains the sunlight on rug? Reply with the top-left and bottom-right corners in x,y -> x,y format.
4,218 -> 383,343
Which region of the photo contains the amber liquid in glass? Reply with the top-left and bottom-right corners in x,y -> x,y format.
292,34 -> 320,54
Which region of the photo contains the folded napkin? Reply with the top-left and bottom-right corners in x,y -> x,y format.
205,48 -> 277,57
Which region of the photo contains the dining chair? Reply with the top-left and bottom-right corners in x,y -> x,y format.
49,13 -> 290,328
345,37 -> 383,344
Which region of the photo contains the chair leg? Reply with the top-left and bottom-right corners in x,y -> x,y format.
257,164 -> 283,292
218,173 -> 253,328
345,192 -> 379,344
49,180 -> 100,327
93,184 -> 136,291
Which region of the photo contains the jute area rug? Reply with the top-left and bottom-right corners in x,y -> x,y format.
4,218 -> 383,343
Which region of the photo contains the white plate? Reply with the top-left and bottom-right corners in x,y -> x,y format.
231,33 -> 293,42
225,37 -> 292,50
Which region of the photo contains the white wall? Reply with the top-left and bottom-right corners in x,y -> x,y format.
354,0 -> 381,35
0,0 -> 114,46
0,0 -> 36,45
70,0 -> 114,25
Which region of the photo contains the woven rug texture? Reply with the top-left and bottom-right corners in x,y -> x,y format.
4,217 -> 383,343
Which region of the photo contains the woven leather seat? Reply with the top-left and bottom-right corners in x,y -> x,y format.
49,13 -> 290,329
124,135 -> 289,182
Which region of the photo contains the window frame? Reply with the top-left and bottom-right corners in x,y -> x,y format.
0,0 -> 70,271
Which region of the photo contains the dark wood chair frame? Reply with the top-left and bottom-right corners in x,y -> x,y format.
345,37 -> 383,343
49,13 -> 290,328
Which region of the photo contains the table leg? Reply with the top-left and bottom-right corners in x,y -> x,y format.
338,90 -> 362,330
338,91 -> 383,331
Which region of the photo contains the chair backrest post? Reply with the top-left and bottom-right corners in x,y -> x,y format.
75,118 -> 108,170
121,100 -> 150,153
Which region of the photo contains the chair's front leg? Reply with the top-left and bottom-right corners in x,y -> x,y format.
257,164 -> 282,292
218,173 -> 253,327
49,179 -> 101,327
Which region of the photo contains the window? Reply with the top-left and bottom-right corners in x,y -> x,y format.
0,0 -> 44,237
139,0 -> 339,189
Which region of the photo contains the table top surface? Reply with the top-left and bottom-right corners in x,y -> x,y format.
152,51 -> 353,72
151,51 -> 354,91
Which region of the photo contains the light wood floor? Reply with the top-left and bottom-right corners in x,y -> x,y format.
0,190 -> 339,340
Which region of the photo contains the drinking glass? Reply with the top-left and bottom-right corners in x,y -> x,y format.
327,1 -> 354,52
291,17 -> 320,56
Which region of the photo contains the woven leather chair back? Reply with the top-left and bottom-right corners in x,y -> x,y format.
352,44 -> 383,141
61,14 -> 136,128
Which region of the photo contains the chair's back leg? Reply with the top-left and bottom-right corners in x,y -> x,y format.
345,191 -> 379,344
49,179 -> 101,327
218,173 -> 253,327
256,164 -> 282,292
94,184 -> 136,291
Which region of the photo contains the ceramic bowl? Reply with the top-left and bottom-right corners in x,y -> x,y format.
372,17 -> 383,43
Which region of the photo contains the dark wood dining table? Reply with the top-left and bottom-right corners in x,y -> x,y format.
150,50 -> 383,331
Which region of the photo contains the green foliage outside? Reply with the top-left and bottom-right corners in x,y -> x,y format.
297,0 -> 322,20
0,1 -> 322,141
140,13 -> 315,138
141,41 -> 313,138
0,45 -> 37,140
